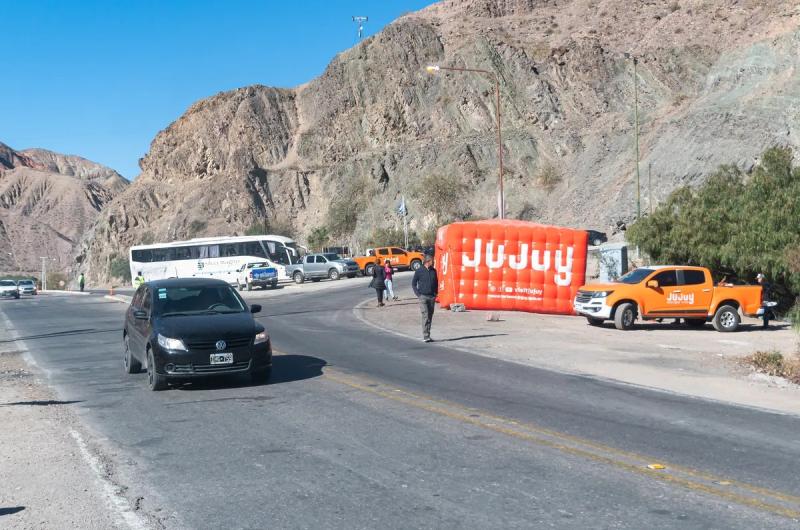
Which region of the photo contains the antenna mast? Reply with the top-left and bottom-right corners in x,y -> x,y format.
352,16 -> 368,40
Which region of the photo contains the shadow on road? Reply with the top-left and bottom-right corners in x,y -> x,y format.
0,507 -> 25,516
592,322 -> 790,333
1,399 -> 82,407
175,354 -> 327,391
437,334 -> 509,342
0,328 -> 121,343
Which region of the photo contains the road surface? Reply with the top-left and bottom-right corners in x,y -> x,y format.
2,281 -> 799,529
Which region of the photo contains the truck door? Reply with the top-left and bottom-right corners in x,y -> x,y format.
377,248 -> 390,268
390,247 -> 407,267
676,269 -> 713,316
315,255 -> 328,277
304,255 -> 317,277
645,269 -> 679,316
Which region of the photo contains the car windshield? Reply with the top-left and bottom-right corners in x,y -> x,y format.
153,285 -> 247,316
18,280 -> 33,285
0,280 -> 16,286
323,254 -> 342,261
248,262 -> 268,268
614,268 -> 654,284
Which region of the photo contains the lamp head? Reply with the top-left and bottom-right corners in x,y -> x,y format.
425,65 -> 440,74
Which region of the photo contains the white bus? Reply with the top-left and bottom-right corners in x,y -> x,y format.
128,235 -> 303,286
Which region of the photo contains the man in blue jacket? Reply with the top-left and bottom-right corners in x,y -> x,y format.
412,255 -> 438,342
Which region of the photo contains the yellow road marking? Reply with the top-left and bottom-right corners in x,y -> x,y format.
317,367 -> 800,520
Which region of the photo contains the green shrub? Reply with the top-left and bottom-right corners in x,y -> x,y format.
413,173 -> 468,224
366,227 -> 420,248
109,256 -> 132,283
307,227 -> 330,251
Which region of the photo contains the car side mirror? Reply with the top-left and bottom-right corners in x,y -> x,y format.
250,304 -> 261,314
133,310 -> 149,320
646,280 -> 659,289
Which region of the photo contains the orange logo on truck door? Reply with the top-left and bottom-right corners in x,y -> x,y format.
435,220 -> 588,314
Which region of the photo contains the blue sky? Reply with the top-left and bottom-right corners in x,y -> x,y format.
1,0 -> 436,179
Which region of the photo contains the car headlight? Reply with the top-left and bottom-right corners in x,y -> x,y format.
591,291 -> 613,298
157,334 -> 187,351
254,331 -> 269,345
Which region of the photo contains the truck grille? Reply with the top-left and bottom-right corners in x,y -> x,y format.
168,361 -> 251,374
575,291 -> 593,303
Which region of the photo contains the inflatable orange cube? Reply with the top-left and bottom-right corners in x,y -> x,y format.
435,220 -> 588,314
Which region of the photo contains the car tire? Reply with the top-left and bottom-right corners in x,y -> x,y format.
712,305 -> 740,332
410,259 -> 422,271
147,348 -> 167,391
685,318 -> 706,328
270,281 -> 278,289
329,269 -> 340,280
311,278 -> 321,283
293,272 -> 305,284
250,367 -> 272,385
586,317 -> 604,327
347,273 -> 356,279
614,302 -> 637,331
123,335 -> 141,374
365,264 -> 375,277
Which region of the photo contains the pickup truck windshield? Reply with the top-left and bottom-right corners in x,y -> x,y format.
614,268 -> 654,284
323,254 -> 342,261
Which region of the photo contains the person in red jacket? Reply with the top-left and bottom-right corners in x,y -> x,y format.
383,260 -> 398,301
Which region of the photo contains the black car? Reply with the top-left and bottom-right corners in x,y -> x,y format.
123,278 -> 272,391
586,230 -> 608,247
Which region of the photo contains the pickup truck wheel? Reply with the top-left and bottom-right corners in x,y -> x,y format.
586,317 -> 604,327
685,318 -> 707,328
365,264 -> 375,276
614,303 -> 637,331
712,305 -> 740,332
328,269 -> 340,280
293,272 -> 305,284
410,259 -> 422,271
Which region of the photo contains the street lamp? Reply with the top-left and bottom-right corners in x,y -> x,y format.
425,64 -> 505,219
624,53 -> 642,219
39,256 -> 55,291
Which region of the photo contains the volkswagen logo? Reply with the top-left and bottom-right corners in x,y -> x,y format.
215,340 -> 227,351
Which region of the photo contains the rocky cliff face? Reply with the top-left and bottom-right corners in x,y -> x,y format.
0,142 -> 127,275
82,0 -> 800,284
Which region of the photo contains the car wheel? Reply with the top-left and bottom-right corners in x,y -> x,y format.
347,273 -> 356,279
593,238 -> 603,246
123,335 -> 141,374
311,278 -> 321,282
410,259 -> 422,271
586,317 -> 604,327
685,318 -> 706,328
614,302 -> 637,331
250,367 -> 272,384
147,348 -> 167,391
329,269 -> 340,280
365,264 -> 375,277
271,281 -> 278,289
293,272 -> 305,284
712,305 -> 740,332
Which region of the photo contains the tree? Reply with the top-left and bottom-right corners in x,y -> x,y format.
307,227 -> 330,251
109,256 -> 132,283
627,146 -> 800,301
413,173 -> 469,225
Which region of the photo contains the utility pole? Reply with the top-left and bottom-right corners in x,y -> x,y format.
40,256 -> 48,291
648,162 -> 653,215
632,55 -> 641,220
352,16 -> 368,40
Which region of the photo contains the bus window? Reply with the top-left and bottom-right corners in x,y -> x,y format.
131,249 -> 152,262
173,246 -> 192,260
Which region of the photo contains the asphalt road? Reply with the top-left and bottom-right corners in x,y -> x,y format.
2,280 -> 800,529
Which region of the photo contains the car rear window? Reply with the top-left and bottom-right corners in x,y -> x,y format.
153,285 -> 246,316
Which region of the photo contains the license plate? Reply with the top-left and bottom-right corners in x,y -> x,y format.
209,353 -> 233,365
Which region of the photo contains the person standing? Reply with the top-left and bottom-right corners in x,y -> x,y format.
757,273 -> 773,328
412,255 -> 438,342
383,260 -> 398,301
133,271 -> 146,289
78,272 -> 85,292
370,263 -> 386,307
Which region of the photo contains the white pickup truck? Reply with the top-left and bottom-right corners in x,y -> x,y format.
0,280 -> 20,299
235,261 -> 279,291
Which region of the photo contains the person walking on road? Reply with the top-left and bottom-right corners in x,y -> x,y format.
370,262 -> 387,307
412,255 -> 438,342
78,272 -> 85,292
757,273 -> 773,328
383,260 -> 398,301
133,271 -> 146,289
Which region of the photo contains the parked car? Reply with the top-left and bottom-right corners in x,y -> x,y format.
122,278 -> 272,391
573,266 -> 763,332
16,279 -> 37,295
287,253 -> 360,284
352,247 -> 425,276
0,280 -> 20,299
235,261 -> 278,291
586,230 -> 608,246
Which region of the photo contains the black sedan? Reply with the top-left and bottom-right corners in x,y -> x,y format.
123,278 -> 272,391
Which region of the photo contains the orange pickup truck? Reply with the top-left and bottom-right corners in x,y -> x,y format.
573,266 -> 763,332
352,247 -> 425,276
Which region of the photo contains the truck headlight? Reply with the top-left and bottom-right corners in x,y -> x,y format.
254,331 -> 269,345
157,334 -> 187,351
592,291 -> 613,298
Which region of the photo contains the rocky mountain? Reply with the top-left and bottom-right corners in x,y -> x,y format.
82,0 -> 800,284
0,142 -> 127,276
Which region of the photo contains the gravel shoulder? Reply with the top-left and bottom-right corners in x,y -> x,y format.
0,301 -> 145,530
356,283 -> 800,417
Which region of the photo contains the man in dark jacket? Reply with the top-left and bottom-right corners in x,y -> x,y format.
412,255 -> 438,342
757,273 -> 773,328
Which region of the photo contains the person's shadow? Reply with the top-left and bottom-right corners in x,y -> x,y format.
0,507 -> 25,516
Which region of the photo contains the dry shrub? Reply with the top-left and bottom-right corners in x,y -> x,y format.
746,350 -> 800,384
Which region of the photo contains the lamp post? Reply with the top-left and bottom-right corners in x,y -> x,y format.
624,53 -> 642,219
425,64 -> 505,219
40,256 -> 48,291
